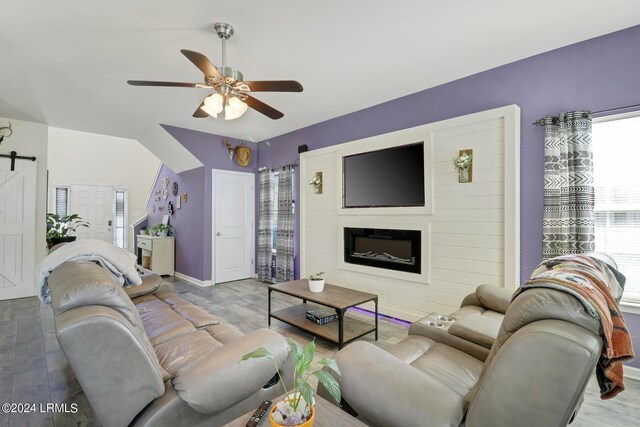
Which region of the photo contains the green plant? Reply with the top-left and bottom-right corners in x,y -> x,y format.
309,272 -> 324,281
46,213 -> 90,239
150,223 -> 172,236
240,339 -> 340,426
452,152 -> 472,171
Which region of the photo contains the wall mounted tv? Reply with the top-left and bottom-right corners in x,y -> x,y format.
343,142 -> 425,208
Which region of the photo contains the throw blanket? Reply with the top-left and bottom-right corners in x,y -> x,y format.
36,239 -> 142,304
515,254 -> 634,399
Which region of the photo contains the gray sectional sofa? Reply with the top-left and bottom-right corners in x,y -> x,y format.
48,260 -> 293,427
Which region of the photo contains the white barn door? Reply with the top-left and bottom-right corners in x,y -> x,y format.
0,159 -> 37,300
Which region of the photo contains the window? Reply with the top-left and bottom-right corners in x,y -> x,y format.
593,114 -> 640,304
114,189 -> 127,249
54,187 -> 69,216
270,171 -> 295,253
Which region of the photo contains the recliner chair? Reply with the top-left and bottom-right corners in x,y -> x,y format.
320,285 -> 605,426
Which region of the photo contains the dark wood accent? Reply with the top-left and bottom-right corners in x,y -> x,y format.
223,393 -> 366,427
268,280 -> 378,348
269,280 -> 378,309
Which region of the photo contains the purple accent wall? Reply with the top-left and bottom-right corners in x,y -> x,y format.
146,164 -> 205,279
627,312 -> 640,369
256,25 -> 640,367
145,125 -> 257,281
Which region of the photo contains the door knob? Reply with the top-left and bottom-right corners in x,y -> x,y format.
216,232 -> 222,236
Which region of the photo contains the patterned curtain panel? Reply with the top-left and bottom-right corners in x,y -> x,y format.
257,170 -> 275,282
542,111 -> 595,259
275,166 -> 295,282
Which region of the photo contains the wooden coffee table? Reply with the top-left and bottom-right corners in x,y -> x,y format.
223,393 -> 367,427
268,279 -> 378,349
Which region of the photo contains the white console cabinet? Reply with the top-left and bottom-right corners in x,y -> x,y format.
137,236 -> 175,276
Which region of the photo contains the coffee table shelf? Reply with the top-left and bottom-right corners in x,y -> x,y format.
268,279 -> 378,349
270,304 -> 376,344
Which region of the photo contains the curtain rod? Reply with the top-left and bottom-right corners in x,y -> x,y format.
258,162 -> 298,173
532,103 -> 640,126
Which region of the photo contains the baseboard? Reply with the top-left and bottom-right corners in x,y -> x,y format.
625,365 -> 640,381
173,271 -> 213,287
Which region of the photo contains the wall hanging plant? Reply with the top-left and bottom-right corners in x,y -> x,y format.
453,149 -> 473,183
309,172 -> 322,194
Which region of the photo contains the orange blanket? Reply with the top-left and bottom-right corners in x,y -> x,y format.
522,254 -> 634,399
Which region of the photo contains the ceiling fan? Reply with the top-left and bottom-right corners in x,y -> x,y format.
127,22 -> 303,120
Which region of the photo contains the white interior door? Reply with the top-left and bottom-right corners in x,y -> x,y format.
0,159 -> 37,300
213,170 -> 254,284
69,185 -> 113,243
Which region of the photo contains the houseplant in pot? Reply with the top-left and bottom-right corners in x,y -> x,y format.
308,272 -> 325,293
240,339 -> 341,427
46,213 -> 90,249
151,223 -> 173,237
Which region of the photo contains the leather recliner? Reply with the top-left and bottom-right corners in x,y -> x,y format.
49,260 -> 294,427
320,283 -> 607,426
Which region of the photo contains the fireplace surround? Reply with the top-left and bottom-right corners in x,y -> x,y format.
344,227 -> 421,274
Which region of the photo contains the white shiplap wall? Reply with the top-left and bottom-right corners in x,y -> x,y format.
300,106 -> 520,321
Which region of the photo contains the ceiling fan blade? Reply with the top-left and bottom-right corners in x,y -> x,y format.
127,80 -> 197,88
243,80 -> 303,92
193,102 -> 209,118
180,49 -> 222,78
245,95 -> 284,120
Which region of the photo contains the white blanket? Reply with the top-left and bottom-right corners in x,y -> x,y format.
36,239 -> 142,303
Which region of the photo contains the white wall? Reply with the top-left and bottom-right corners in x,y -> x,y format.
0,117 -> 48,288
47,127 -> 161,251
300,106 -> 520,321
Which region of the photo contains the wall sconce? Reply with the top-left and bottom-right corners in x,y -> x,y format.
453,149 -> 473,183
309,171 -> 323,194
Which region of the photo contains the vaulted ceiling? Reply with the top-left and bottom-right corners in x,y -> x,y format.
2,1 -> 640,171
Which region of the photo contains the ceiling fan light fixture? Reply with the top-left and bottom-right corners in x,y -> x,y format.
224,96 -> 248,120
202,93 -> 224,117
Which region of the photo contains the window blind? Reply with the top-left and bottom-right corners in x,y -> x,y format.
593,116 -> 640,304
114,190 -> 126,248
54,187 -> 68,217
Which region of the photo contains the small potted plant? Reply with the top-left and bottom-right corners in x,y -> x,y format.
308,272 -> 325,293
46,213 -> 90,249
452,151 -> 473,183
151,223 -> 173,237
240,339 -> 341,427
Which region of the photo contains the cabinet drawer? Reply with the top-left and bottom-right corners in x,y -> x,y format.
137,237 -> 152,250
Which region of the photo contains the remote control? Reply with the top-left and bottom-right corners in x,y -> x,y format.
246,400 -> 272,427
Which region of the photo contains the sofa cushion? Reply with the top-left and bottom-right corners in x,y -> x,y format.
124,272 -> 162,298
155,330 -> 223,380
474,284 -> 512,314
449,315 -> 501,349
138,305 -> 197,346
49,261 -> 145,334
154,291 -> 221,328
203,323 -> 244,345
390,336 -> 483,397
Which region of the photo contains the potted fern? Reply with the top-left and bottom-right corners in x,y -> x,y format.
46,213 -> 90,249
240,339 -> 340,427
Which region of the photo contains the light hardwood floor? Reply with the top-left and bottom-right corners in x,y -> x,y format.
0,277 -> 637,426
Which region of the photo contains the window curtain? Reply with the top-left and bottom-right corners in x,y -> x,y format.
257,169 -> 275,282
275,165 -> 295,282
542,111 -> 595,259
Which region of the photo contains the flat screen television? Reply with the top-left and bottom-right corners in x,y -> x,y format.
343,142 -> 425,208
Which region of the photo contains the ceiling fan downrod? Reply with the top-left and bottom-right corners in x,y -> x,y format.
214,22 -> 235,79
